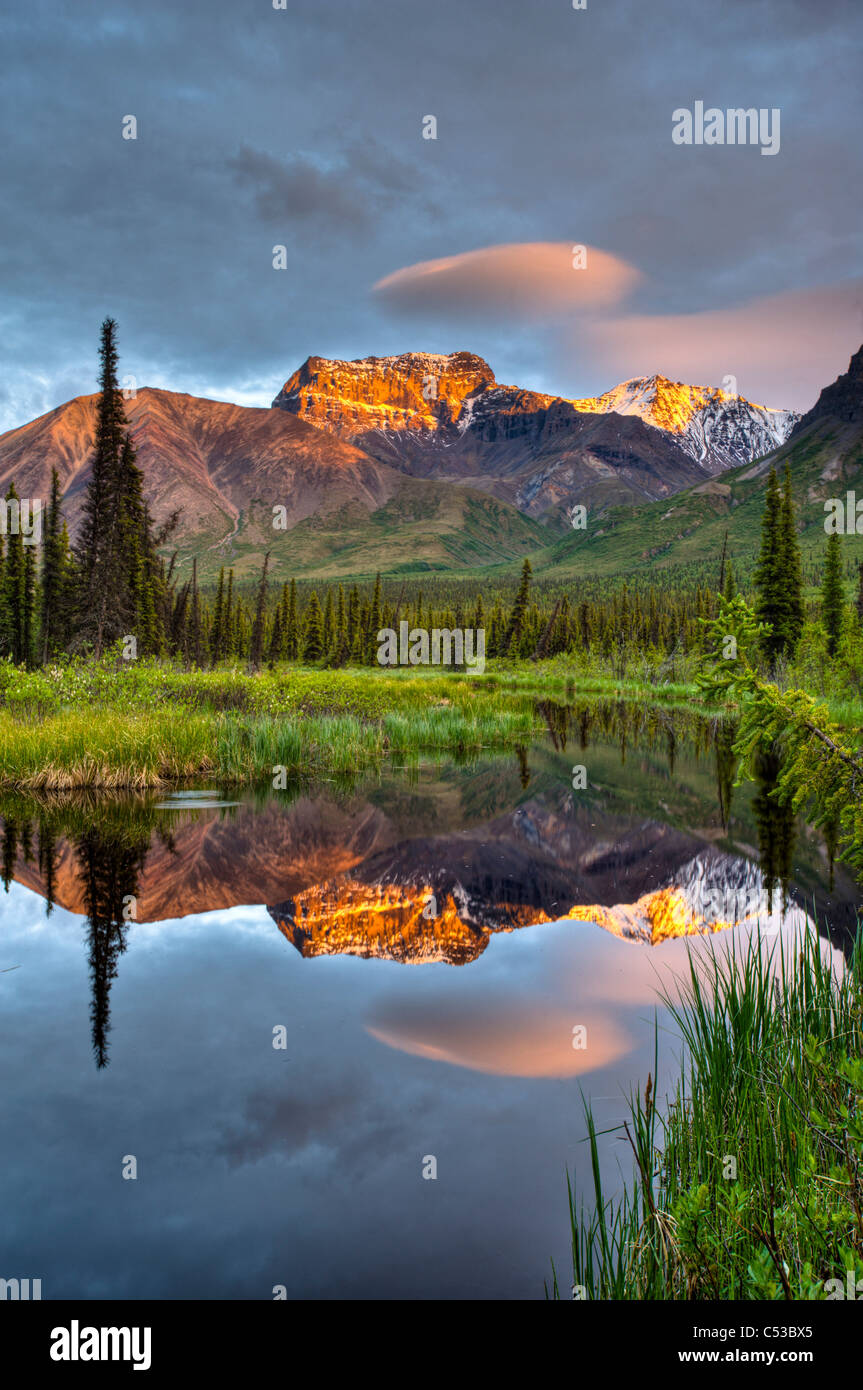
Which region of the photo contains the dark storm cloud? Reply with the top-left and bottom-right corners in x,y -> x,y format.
227,138 -> 421,232
0,0 -> 860,429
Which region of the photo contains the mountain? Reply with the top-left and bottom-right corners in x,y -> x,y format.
570,375 -> 799,474
0,387 -> 548,579
272,351 -> 797,522
789,343 -> 863,434
529,344 -> 863,581
0,351 -> 819,581
273,352 -> 709,523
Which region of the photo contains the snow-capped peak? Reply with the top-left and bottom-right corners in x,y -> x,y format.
570,374 -> 799,474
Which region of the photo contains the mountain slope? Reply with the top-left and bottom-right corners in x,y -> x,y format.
0,387 -> 547,579
529,345 -> 863,581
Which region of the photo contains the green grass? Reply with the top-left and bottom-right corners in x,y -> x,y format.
551,929 -> 863,1300
0,648 -> 860,788
0,660 -> 542,788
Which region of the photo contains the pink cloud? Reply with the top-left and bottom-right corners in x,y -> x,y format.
571,280 -> 863,410
373,241 -> 642,320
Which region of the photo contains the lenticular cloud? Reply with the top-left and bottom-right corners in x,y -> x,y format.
373,241 -> 643,321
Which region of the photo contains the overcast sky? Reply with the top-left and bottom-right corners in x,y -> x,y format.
1,0 -> 861,431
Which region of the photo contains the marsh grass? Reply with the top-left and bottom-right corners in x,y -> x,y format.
0,651 -> 858,788
0,698 -> 539,789
551,928 -> 863,1300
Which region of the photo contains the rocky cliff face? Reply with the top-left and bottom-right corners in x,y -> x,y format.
272,350 -> 495,438
790,344 -> 863,434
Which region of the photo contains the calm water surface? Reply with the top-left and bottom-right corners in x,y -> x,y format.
1,704 -> 858,1298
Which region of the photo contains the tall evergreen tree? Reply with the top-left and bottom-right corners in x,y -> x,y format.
754,467 -> 786,663
779,464 -> 804,656
347,586 -> 360,651
322,588 -> 334,654
722,561 -> 737,603
187,557 -> 202,666
283,578 -> 298,660
504,558 -> 532,656
75,319 -> 129,655
267,600 -> 283,666
367,572 -> 382,659
22,546 -> 35,666
821,532 -> 845,657
223,569 -> 234,658
249,552 -> 270,670
39,468 -> 71,663
74,322 -> 164,656
3,483 -> 27,663
303,590 -> 324,662
209,567 -> 225,666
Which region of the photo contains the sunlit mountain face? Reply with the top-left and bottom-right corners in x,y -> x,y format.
568,375 -> 799,473
271,352 -> 799,517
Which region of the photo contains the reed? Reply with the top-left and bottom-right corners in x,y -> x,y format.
551,928 -> 863,1300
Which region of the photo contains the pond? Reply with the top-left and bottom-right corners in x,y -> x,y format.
1,703 -> 858,1299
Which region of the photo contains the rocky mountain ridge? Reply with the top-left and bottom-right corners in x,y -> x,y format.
273,351 -> 799,491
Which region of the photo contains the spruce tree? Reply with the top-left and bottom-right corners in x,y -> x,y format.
210,567 -> 225,666
821,532 -> 845,657
22,546 -> 35,666
267,602 -> 283,666
0,534 -> 5,657
322,588 -> 334,654
75,322 -> 164,656
367,572 -> 382,660
39,469 -> 70,663
347,586 -> 360,651
283,579 -> 298,660
3,483 -> 26,663
329,584 -> 349,666
303,590 -> 324,663
75,319 -> 129,655
779,464 -> 804,656
754,467 -> 785,662
504,558 -> 532,656
187,557 -> 202,667
249,552 -> 270,670
223,570 -> 234,658
117,432 -> 164,656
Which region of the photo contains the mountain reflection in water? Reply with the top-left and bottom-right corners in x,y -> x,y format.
3,705 -> 859,1071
